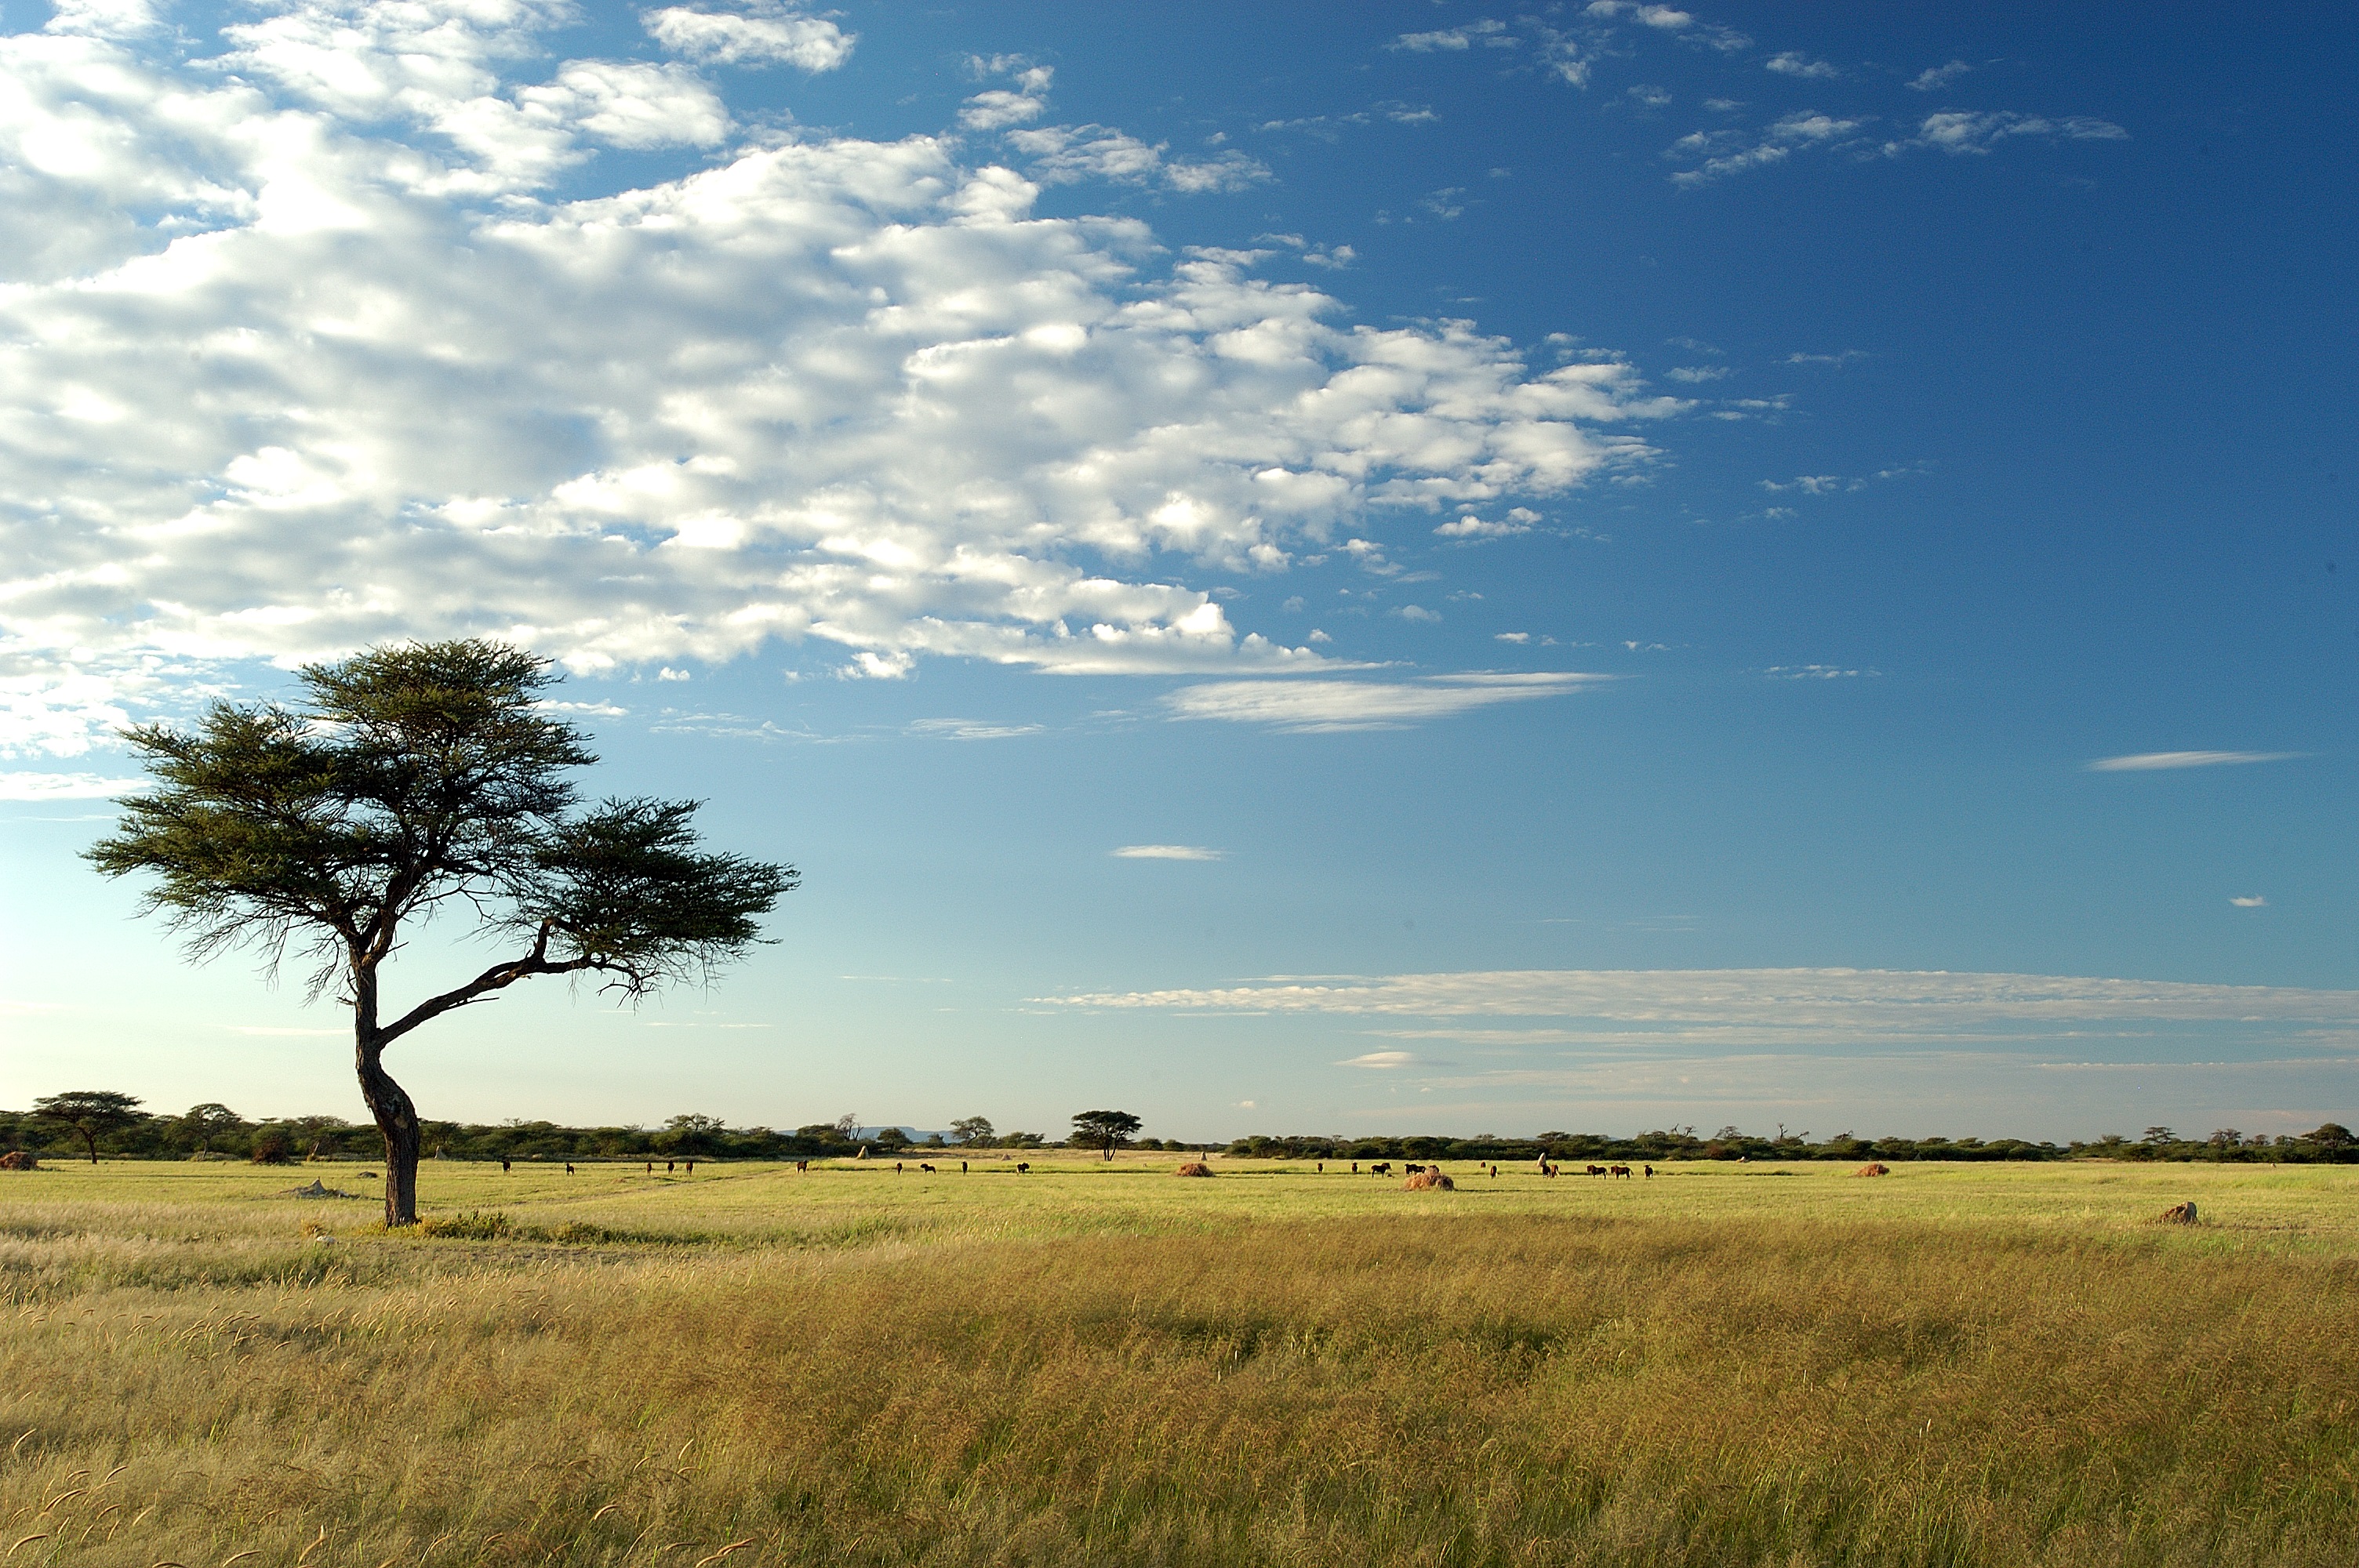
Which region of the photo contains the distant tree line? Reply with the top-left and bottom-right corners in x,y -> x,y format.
1220,1123 -> 2357,1164
2,1101 -> 2349,1165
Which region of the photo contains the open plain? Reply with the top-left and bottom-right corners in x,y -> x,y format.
2,1157 -> 2356,1567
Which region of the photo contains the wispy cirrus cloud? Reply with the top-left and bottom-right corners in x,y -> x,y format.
1045,966 -> 2359,1042
1112,844 -> 1225,861
2087,751 -> 2303,772
0,771 -> 139,800
1162,672 -> 1608,732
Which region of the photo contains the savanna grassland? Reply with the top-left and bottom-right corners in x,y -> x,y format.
3,1156 -> 2357,1567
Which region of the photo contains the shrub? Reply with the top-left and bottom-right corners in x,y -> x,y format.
250,1131 -> 294,1164
419,1210 -> 511,1240
1173,1161 -> 1214,1178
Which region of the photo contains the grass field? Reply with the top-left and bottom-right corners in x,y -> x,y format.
3,1155 -> 2356,1566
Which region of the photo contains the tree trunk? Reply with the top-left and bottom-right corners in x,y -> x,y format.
353,971 -> 422,1226
82,1127 -> 97,1164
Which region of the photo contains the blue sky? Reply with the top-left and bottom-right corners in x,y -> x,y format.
2,0 -> 2352,1142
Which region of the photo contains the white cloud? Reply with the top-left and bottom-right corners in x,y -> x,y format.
1668,111 -> 1863,186
958,89 -> 1048,132
1393,604 -> 1441,622
2087,752 -> 2303,772
1906,111 -> 2128,155
0,5 -> 1677,752
642,4 -> 854,71
1045,966 -> 2359,1040
1664,365 -> 1729,383
2230,896 -> 2266,909
1162,672 -> 1605,732
1003,124 -> 1270,191
0,770 -> 138,800
1111,844 -> 1224,860
1764,52 -> 1839,79
1761,664 -> 1874,680
1435,506 -> 1539,539
907,718 -> 1044,740
1337,1050 -> 1417,1069
1907,60 -> 1970,92
1390,20 -> 1507,52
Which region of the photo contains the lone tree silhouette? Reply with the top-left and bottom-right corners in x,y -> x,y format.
1070,1109 -> 1142,1160
34,1090 -> 144,1163
87,640 -> 794,1225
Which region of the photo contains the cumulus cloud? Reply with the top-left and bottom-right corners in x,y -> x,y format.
1044,967 -> 2359,1042
0,2 -> 1677,753
1764,51 -> 1839,79
1111,844 -> 1224,860
1162,672 -> 1606,732
2087,752 -> 2303,771
1908,60 -> 1971,92
642,3 -> 854,71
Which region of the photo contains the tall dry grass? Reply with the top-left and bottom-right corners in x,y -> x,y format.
2,1210 -> 2355,1566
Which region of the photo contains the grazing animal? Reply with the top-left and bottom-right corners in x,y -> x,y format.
1369,1161 -> 1393,1177
1644,1164 -> 1655,1178
1317,1161 -> 1324,1174
1405,1163 -> 1426,1175
1016,1162 -> 1030,1174
667,1160 -> 675,1173
1490,1164 -> 1499,1178
1855,1162 -> 1891,1177
961,1160 -> 969,1173
565,1163 -> 575,1174
685,1160 -> 695,1174
645,1161 -> 652,1174
895,1161 -> 903,1173
2160,1201 -> 2198,1225
1586,1164 -> 1608,1178
919,1163 -> 936,1173
795,1160 -> 809,1173
1610,1165 -> 1632,1179
501,1159 -> 511,1174
1351,1161 -> 1359,1175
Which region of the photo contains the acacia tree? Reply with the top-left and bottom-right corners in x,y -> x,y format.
1070,1109 -> 1141,1160
87,640 -> 795,1226
34,1090 -> 144,1163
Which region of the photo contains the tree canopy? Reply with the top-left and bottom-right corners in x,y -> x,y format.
86,638 -> 794,1224
34,1090 -> 144,1163
1070,1109 -> 1143,1160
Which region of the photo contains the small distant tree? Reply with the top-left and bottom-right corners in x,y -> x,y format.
949,1116 -> 995,1147
2142,1126 -> 2176,1145
180,1102 -> 245,1152
85,639 -> 794,1226
1070,1109 -> 1142,1161
665,1113 -> 726,1156
834,1112 -> 860,1139
873,1126 -> 911,1150
2307,1123 -> 2352,1149
34,1091 -> 144,1163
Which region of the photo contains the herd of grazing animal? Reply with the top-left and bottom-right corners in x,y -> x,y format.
511,1153 -> 1669,1188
